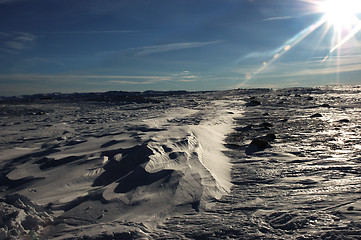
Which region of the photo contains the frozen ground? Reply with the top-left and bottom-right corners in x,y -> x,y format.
1,86 -> 361,239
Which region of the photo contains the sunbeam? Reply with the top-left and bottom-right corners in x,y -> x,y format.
241,17 -> 327,85
318,0 -> 361,56
242,0 -> 361,83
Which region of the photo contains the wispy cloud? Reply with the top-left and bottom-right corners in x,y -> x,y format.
0,74 -> 172,84
262,16 -> 295,22
0,32 -> 37,53
0,47 -> 18,54
107,80 -> 153,85
171,71 -> 200,82
232,54 -> 361,89
265,55 -> 361,79
235,55 -> 361,82
39,30 -> 138,35
134,41 -> 222,56
97,41 -> 222,58
5,41 -> 26,50
272,63 -> 361,79
237,46 -> 285,63
0,72 -> 204,85
0,32 -> 10,37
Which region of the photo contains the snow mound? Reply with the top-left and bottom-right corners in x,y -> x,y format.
0,98 -> 238,238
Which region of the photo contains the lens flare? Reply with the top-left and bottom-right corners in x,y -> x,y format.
240,0 -> 361,85
318,0 -> 361,29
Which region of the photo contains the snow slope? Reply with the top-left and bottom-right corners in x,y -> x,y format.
0,92 -> 240,239
2,86 -> 361,239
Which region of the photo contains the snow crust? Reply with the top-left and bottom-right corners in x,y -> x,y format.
0,92 -> 240,239
2,86 -> 361,239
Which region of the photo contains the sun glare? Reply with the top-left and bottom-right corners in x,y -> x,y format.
318,0 -> 361,29
240,0 -> 361,84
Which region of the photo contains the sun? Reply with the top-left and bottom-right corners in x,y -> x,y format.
240,0 -> 361,83
318,0 -> 361,29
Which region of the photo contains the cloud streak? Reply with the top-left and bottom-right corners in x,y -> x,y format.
237,46 -> 285,63
134,41 -> 222,56
262,16 -> 295,22
0,71 -> 204,87
39,30 -> 138,35
97,40 -> 222,58
237,56 -> 361,81
0,32 -> 37,53
107,80 -> 153,85
271,63 -> 361,79
0,74 -> 170,81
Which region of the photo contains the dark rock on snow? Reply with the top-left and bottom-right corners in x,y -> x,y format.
320,103 -> 330,108
246,137 -> 272,154
310,113 -> 323,118
246,100 -> 261,107
339,119 -> 350,123
264,133 -> 276,141
250,138 -> 270,148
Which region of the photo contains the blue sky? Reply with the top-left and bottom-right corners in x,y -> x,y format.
0,0 -> 361,96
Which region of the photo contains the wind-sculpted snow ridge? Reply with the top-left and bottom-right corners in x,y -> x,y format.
158,85 -> 361,240
3,86 -> 361,239
0,92 -> 238,239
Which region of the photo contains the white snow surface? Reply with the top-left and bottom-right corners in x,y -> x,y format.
2,86 -> 361,239
0,91 -> 241,239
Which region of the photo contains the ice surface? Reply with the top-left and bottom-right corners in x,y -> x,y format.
1,86 -> 361,239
